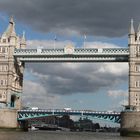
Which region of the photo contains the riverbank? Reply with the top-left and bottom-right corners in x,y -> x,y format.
120,129 -> 140,137
0,131 -> 122,140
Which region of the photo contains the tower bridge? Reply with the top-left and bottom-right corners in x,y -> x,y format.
0,17 -> 139,135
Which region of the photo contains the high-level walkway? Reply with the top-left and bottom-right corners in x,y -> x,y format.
14,47 -> 129,62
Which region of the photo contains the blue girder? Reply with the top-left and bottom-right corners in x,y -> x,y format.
17,109 -> 121,123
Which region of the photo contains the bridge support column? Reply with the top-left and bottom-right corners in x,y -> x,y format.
19,120 -> 28,132
120,112 -> 140,136
0,109 -> 18,129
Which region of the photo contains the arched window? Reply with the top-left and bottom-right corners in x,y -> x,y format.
3,39 -> 6,43
0,93 -> 2,98
10,95 -> 16,107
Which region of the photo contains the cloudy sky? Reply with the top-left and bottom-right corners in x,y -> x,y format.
1,0 -> 139,114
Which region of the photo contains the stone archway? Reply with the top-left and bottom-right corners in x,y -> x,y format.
10,95 -> 16,107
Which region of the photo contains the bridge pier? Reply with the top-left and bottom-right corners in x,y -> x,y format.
0,109 -> 18,129
120,112 -> 140,136
0,109 -> 29,131
19,120 -> 28,131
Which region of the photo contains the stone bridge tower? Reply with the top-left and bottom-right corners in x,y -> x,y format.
129,19 -> 140,111
0,17 -> 26,109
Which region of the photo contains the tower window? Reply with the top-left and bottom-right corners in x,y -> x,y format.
3,39 -> 6,43
5,80 -> 7,85
137,66 -> 140,72
0,80 -> 7,85
0,80 -> 3,85
2,48 -> 5,53
2,92 -> 6,98
135,81 -> 140,87
137,66 -> 139,72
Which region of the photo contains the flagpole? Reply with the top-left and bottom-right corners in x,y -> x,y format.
54,40 -> 55,49
84,34 -> 86,48
54,35 -> 57,49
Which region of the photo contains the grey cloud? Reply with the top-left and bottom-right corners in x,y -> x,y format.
0,0 -> 140,37
22,80 -> 61,108
25,63 -> 128,95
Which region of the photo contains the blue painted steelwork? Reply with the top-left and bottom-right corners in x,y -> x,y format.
17,109 -> 121,123
86,114 -> 121,123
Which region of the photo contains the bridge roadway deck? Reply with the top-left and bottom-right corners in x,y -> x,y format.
14,48 -> 129,62
18,109 -> 121,123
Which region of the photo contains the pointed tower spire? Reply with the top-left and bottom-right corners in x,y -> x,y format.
10,21 -> 16,37
138,23 -> 140,33
2,16 -> 16,37
20,31 -> 26,48
129,19 -> 135,35
22,31 -> 25,40
9,16 -> 16,37
21,31 -> 26,43
9,16 -> 14,24
128,19 -> 135,44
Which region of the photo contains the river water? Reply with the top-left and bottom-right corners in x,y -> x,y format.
0,131 -> 139,140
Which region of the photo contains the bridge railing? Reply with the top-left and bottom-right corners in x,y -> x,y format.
18,109 -> 120,115
14,48 -> 129,56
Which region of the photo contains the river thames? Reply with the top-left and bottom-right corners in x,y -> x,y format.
0,131 -> 139,140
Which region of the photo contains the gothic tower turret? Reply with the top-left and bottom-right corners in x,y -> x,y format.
0,17 -> 26,109
20,31 -> 26,49
129,19 -> 140,111
128,19 -> 135,45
